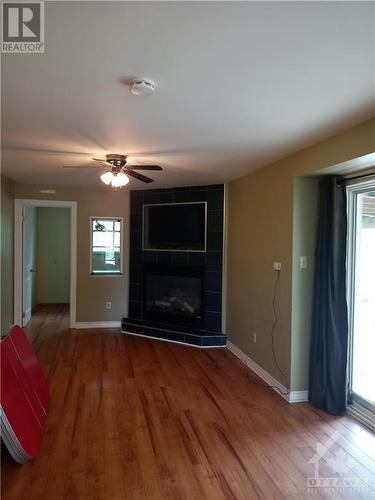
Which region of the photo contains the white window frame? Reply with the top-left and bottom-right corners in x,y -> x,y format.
346,175 -> 375,430
90,216 -> 124,276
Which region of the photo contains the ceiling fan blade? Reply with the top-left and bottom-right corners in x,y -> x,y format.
3,146 -> 95,156
62,164 -> 104,169
125,170 -> 154,183
92,158 -> 112,166
126,165 -> 162,171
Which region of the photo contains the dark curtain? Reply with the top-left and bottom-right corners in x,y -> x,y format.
309,176 -> 348,415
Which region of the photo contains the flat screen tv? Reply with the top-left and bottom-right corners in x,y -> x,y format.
143,202 -> 207,252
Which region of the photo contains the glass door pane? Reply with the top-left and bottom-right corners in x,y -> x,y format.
348,181 -> 375,421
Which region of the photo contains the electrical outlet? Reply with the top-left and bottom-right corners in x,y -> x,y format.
299,256 -> 307,270
253,332 -> 257,343
273,262 -> 282,271
106,301 -> 112,310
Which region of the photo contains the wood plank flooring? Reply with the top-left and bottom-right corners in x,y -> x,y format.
2,305 -> 375,499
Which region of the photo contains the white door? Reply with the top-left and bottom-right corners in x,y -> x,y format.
22,206 -> 37,326
347,179 -> 375,426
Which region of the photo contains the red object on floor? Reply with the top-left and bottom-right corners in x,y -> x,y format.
1,325 -> 49,463
8,325 -> 49,415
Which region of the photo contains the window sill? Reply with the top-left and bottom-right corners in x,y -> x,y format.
90,273 -> 124,278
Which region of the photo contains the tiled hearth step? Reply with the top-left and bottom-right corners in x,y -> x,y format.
121,319 -> 226,347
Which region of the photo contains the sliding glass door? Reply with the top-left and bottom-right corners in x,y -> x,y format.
347,178 -> 375,427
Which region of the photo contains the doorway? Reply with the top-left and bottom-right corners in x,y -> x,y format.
14,200 -> 77,328
347,178 -> 375,428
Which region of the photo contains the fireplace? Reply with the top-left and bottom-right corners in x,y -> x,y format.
123,185 -> 226,347
144,264 -> 204,327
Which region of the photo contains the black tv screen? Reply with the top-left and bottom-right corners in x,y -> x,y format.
144,202 -> 206,251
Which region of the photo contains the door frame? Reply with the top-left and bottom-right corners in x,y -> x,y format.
14,199 -> 77,328
346,176 -> 375,429
22,205 -> 37,326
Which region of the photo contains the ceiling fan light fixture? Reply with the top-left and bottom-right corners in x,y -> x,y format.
67,152 -> 161,184
100,171 -> 114,185
111,172 -> 129,187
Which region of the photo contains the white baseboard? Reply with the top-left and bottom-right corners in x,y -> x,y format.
226,341 -> 308,403
72,321 -> 121,329
288,390 -> 309,403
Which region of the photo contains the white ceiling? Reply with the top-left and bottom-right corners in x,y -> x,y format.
2,1 -> 374,188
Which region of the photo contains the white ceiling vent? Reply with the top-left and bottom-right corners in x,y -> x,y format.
130,79 -> 156,96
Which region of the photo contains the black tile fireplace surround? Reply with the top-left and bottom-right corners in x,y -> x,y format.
121,184 -> 227,347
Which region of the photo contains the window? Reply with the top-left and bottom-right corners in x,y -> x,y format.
347,178 -> 375,427
90,217 -> 123,275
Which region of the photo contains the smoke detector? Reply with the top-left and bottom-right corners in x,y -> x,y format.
130,79 -> 156,96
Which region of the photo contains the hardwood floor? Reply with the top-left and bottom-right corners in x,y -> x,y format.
2,305 -> 375,499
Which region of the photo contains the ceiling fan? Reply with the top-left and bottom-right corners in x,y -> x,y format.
63,153 -> 162,187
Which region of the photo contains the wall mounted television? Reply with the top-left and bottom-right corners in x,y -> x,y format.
143,202 -> 207,252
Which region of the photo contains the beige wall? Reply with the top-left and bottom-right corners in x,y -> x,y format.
290,177 -> 319,391
1,176 -> 15,335
14,183 -> 130,322
227,118 -> 375,389
37,207 -> 70,304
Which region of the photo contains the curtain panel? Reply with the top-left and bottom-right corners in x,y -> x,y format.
309,176 -> 348,415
